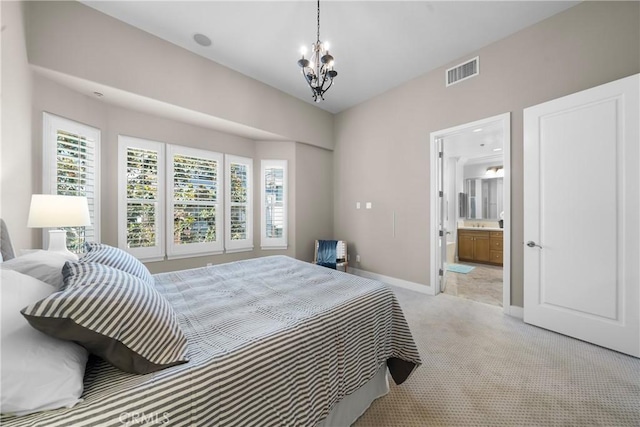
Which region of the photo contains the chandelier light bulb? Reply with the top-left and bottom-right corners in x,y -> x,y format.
300,46 -> 308,56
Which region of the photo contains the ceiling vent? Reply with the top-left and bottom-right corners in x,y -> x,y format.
446,56 -> 479,87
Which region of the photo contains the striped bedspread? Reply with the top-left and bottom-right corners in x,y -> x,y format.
2,256 -> 421,426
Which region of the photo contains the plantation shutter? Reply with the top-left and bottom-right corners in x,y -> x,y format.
261,160 -> 287,250
167,145 -> 224,258
118,136 -> 165,261
43,113 -> 100,253
225,154 -> 253,253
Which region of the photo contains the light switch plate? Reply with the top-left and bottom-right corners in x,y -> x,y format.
356,202 -> 361,209
366,202 -> 372,209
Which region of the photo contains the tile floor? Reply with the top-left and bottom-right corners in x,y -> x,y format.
443,262 -> 503,306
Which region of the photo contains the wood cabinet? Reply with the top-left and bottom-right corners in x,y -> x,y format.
458,229 -> 503,266
489,231 -> 503,266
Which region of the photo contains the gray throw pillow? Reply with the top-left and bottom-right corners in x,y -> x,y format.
81,242 -> 154,286
21,262 -> 188,374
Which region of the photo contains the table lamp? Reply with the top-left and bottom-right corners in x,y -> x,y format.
27,194 -> 91,258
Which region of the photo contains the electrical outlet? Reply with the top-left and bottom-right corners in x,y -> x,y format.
206,262 -> 213,267
356,255 -> 361,263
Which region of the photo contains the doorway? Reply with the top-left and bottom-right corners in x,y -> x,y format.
429,113 -> 511,312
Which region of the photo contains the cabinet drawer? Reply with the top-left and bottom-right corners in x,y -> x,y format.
490,250 -> 503,264
490,238 -> 503,250
490,231 -> 503,238
458,230 -> 488,238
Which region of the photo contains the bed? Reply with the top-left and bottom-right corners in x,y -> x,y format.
1,251 -> 421,426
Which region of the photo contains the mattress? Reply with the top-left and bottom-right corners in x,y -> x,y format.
2,256 -> 421,426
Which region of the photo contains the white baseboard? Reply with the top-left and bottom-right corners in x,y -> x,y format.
507,305 -> 524,319
350,267 -> 434,295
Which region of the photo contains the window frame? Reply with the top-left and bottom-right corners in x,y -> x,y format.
42,112 -> 101,252
260,159 -> 288,250
224,154 -> 253,253
166,144 -> 224,259
117,135 -> 165,262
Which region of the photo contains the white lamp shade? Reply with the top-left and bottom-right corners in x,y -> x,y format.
27,195 -> 91,228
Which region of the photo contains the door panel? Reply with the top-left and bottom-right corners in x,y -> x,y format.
523,74 -> 639,357
540,100 -> 618,318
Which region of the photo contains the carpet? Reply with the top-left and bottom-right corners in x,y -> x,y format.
354,288 -> 640,426
446,263 -> 475,274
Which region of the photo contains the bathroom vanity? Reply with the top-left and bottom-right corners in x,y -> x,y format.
457,228 -> 503,266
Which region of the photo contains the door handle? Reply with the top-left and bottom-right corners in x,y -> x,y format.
526,241 -> 542,249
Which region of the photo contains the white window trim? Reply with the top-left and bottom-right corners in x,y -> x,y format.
225,154 -> 253,253
261,159 -> 288,250
42,112 -> 101,248
118,136 -> 165,262
166,144 -> 224,259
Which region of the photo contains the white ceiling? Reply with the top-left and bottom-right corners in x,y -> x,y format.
81,1 -> 579,114
444,118 -> 504,161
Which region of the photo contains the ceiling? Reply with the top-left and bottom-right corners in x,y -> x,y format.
444,119 -> 504,161
81,1 -> 579,114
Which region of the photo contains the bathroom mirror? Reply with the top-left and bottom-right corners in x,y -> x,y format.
465,177 -> 503,219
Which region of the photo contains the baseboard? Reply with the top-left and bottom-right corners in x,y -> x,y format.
507,305 -> 524,319
350,267 -> 434,295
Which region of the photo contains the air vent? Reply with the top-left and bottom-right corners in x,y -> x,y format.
446,56 -> 479,87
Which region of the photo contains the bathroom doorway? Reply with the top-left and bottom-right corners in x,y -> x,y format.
429,113 -> 511,311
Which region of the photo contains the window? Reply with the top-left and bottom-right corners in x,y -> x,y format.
118,136 -> 254,260
43,113 -> 100,253
118,136 -> 165,261
261,160 -> 287,250
167,145 -> 223,258
225,155 -> 253,253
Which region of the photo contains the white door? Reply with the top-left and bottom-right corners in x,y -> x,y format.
523,74 -> 639,357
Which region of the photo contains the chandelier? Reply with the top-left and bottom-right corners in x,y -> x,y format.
297,0 -> 337,103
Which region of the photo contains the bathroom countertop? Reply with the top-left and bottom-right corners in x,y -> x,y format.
457,226 -> 504,231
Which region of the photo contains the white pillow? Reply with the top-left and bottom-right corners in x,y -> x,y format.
1,250 -> 76,289
1,269 -> 88,416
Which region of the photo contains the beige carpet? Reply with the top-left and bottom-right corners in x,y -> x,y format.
354,288 -> 640,426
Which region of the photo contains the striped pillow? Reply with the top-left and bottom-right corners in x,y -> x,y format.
82,243 -> 154,286
21,262 -> 188,374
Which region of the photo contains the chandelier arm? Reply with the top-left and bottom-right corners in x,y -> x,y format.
323,75 -> 335,93
301,66 -> 317,98
319,67 -> 329,92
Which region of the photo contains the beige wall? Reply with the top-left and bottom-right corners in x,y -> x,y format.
30,75 -> 323,272
1,1 -> 35,252
3,0 -> 334,269
333,1 -> 640,306
24,1 -> 334,151
295,143 -> 334,263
